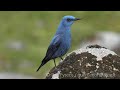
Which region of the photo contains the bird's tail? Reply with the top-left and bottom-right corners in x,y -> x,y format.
36,63 -> 44,72
36,57 -> 49,72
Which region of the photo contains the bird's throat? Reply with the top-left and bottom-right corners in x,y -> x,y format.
56,24 -> 71,34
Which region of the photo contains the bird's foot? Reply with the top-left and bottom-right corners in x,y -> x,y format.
60,57 -> 63,60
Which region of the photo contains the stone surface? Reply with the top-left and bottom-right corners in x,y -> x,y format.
0,72 -> 36,79
80,31 -> 120,55
46,45 -> 120,79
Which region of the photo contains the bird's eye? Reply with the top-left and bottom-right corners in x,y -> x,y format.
67,18 -> 71,22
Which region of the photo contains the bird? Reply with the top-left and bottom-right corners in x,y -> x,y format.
36,15 -> 80,72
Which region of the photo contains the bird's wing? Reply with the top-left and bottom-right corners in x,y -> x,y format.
45,34 -> 63,60
36,35 -> 62,72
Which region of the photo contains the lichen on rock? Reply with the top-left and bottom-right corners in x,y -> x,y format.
46,45 -> 120,79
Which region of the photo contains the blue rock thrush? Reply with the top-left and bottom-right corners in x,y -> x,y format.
36,15 -> 80,72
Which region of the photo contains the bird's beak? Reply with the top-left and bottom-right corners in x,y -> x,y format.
74,18 -> 80,21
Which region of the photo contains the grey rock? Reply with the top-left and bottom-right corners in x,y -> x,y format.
6,40 -> 25,51
0,72 -> 36,79
80,31 -> 120,55
46,45 -> 120,79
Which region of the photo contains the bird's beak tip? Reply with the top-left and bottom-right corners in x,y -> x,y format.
75,18 -> 81,21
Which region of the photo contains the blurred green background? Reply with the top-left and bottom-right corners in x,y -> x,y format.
0,11 -> 120,79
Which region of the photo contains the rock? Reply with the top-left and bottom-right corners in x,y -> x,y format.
80,31 -> 120,55
6,40 -> 25,51
46,45 -> 120,79
0,72 -> 36,79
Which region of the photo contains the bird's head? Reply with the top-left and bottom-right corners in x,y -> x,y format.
61,15 -> 80,27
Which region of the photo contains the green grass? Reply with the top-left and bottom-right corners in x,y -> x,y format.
0,11 -> 120,78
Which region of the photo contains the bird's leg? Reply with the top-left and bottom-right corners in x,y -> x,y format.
53,59 -> 56,67
60,57 -> 63,60
66,54 -> 68,57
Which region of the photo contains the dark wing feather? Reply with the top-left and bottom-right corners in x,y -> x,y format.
45,35 -> 62,60
36,35 -> 62,72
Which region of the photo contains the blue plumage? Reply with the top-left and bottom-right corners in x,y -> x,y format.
36,15 -> 80,72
